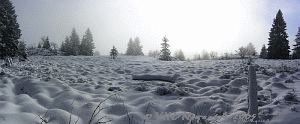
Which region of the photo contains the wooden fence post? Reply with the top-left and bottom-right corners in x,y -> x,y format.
249,65 -> 258,121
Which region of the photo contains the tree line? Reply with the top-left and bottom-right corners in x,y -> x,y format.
125,37 -> 144,56
60,28 -> 95,56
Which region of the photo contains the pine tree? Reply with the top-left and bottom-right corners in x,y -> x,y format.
17,39 -> 27,61
70,28 -> 80,55
267,9 -> 290,59
63,36 -> 73,56
60,41 -> 65,53
201,50 -> 210,60
0,0 -> 21,59
80,28 -> 95,56
126,38 -> 135,55
94,50 -> 100,56
246,42 -> 257,56
159,36 -> 171,61
42,36 -> 50,49
110,46 -> 118,59
133,37 -> 144,56
38,42 -> 42,48
292,27 -> 300,59
260,44 -> 267,59
193,53 -> 201,61
174,49 -> 185,61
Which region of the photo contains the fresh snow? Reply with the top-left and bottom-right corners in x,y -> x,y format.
0,56 -> 299,124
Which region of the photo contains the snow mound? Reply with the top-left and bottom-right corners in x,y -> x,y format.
132,74 -> 180,83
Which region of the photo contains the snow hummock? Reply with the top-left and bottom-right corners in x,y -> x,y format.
0,56 -> 299,124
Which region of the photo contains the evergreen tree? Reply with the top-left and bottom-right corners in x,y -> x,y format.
174,49 -> 185,61
18,40 -> 27,61
260,44 -> 267,59
38,42 -> 42,48
110,46 -> 118,59
193,53 -> 201,61
153,50 -> 160,57
126,38 -> 135,55
42,36 -> 50,49
70,28 -> 80,55
201,50 -> 210,60
246,42 -> 257,55
94,50 -> 100,56
80,28 -> 95,56
133,37 -> 144,56
267,9 -> 290,59
292,27 -> 300,59
0,0 -> 21,59
148,50 -> 160,57
63,36 -> 73,56
159,36 -> 171,61
60,41 -> 65,53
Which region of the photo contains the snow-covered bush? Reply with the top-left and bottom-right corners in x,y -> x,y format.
261,68 -> 276,76
135,84 -> 147,91
175,86 -> 189,96
284,90 -> 297,104
276,63 -> 298,74
156,86 -> 172,95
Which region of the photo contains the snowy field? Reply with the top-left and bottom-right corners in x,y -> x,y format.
0,56 -> 300,124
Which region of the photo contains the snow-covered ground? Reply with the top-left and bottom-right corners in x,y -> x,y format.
0,56 -> 299,124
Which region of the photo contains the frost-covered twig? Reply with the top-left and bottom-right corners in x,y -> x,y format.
88,91 -> 122,124
38,107 -> 52,124
69,100 -> 74,124
143,102 -> 151,124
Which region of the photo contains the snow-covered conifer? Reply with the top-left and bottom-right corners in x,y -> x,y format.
126,38 -> 135,55
18,40 -> 27,61
246,42 -> 257,56
80,28 -> 95,56
70,28 -> 80,55
267,9 -> 290,59
110,46 -> 118,59
133,37 -> 144,56
42,36 -> 50,49
260,44 -> 267,59
292,27 -> 300,59
0,0 -> 21,59
174,49 -> 185,61
159,36 -> 171,61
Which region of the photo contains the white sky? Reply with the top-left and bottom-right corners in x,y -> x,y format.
10,0 -> 300,59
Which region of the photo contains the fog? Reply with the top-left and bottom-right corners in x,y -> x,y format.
11,0 -> 300,59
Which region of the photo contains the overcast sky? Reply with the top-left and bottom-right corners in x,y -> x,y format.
10,0 -> 300,58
